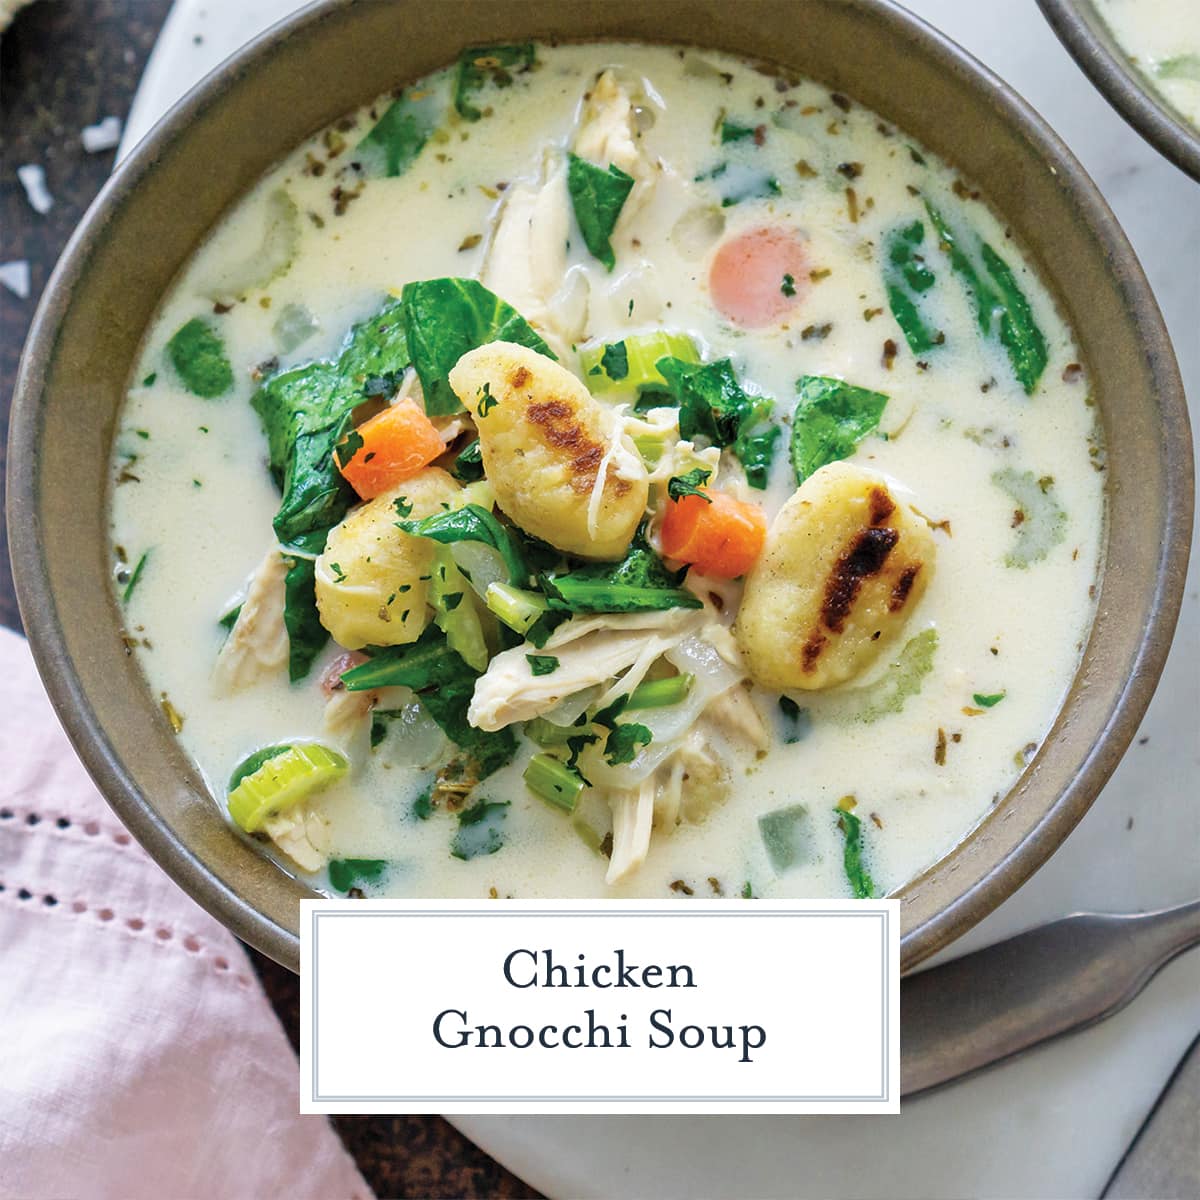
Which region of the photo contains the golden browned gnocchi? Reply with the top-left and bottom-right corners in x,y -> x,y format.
448,342 -> 648,560
314,467 -> 461,650
735,463 -> 935,690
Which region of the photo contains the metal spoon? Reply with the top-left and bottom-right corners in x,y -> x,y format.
901,899 -> 1200,1096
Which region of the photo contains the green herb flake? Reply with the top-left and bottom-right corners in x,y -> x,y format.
142,372 -> 157,387
121,551 -> 150,603
166,318 -> 233,399
413,785 -> 434,821
477,381 -> 499,417
720,119 -> 756,144
525,654 -> 560,676
781,273 -> 797,297
778,695 -> 811,744
973,691 -> 1006,708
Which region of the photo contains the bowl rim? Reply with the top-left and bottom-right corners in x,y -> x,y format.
1037,0 -> 1200,182
6,0 -> 1194,973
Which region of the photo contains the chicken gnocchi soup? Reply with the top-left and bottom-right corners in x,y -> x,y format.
110,42 -> 1105,901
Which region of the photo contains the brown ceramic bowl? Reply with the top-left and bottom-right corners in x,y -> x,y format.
1038,0 -> 1200,182
7,0 -> 1193,973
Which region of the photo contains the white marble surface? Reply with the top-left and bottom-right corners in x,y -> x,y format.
121,1 -> 1200,1197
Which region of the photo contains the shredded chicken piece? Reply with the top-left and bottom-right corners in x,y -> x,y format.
481,151 -> 585,357
576,70 -> 647,181
324,687 -> 376,737
586,402 -> 649,541
606,776 -> 656,884
262,802 -> 332,873
213,549 -> 289,692
469,608 -> 705,731
603,731 -> 731,884
704,685 -> 771,755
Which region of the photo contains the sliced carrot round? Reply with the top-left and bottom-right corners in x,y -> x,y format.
661,489 -> 767,579
708,226 -> 808,327
336,398 -> 446,499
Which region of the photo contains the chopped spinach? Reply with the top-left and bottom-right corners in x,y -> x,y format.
777,695 -> 811,744
925,200 -> 1047,393
281,528 -> 329,682
836,808 -> 876,899
821,628 -> 938,725
400,277 -> 554,415
604,722 -> 653,765
341,627 -> 517,779
451,799 -> 510,860
454,43 -> 536,121
883,220 -> 940,355
790,375 -> 889,484
667,467 -> 713,503
599,340 -> 629,382
327,858 -> 388,893
166,318 -> 233,399
397,502 -> 529,586
567,153 -> 635,271
992,468 -> 1066,567
251,298 -> 410,545
525,654 -> 559,676
656,355 -> 778,488
758,803 -> 809,873
412,785 -> 434,820
452,438 -> 484,483
540,525 -> 702,614
356,88 -> 441,177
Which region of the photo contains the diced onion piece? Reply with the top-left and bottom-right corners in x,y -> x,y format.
226,743 -> 348,833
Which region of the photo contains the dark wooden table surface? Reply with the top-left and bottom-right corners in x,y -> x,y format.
1,4 -> 540,1197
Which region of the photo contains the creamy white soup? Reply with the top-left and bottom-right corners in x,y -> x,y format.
109,42 -> 1105,902
1096,0 -> 1200,128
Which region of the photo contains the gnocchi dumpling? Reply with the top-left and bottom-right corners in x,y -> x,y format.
448,342 -> 649,560
735,462 -> 935,690
314,467 -> 461,650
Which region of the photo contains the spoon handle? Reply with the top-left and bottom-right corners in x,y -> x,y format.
901,900 -> 1200,1096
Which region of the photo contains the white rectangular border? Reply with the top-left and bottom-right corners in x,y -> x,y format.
301,899 -> 900,1115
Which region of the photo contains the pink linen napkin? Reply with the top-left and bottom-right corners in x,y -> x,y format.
0,626 -> 372,1200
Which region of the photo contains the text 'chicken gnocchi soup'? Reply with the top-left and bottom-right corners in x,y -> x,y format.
109,41 -> 1105,902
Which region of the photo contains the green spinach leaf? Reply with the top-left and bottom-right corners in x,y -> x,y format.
836,808 -> 876,899
790,375 -> 888,484
401,277 -> 554,415
451,799 -> 510,860
883,220 -> 940,355
357,89 -> 441,177
167,318 -> 233,398
567,153 -> 635,271
281,528 -> 329,682
397,502 -> 529,586
454,43 -> 536,121
667,467 -> 713,503
327,858 -> 389,893
603,722 -> 653,765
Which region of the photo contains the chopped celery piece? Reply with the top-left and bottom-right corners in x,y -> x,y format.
227,743 -> 348,833
579,332 -> 699,397
486,581 -> 550,634
524,717 -> 578,747
228,744 -> 291,792
633,433 -> 668,466
758,803 -> 809,873
571,789 -> 612,853
524,753 -> 586,812
430,548 -> 489,672
626,674 -> 694,710
992,469 -> 1066,567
